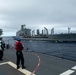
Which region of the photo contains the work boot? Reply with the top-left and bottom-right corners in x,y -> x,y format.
0,58 -> 3,61
17,66 -> 20,69
22,66 -> 26,69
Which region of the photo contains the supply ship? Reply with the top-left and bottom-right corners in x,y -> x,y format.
14,25 -> 76,42
48,33 -> 76,42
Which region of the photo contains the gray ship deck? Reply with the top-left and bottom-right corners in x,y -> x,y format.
0,48 -> 76,75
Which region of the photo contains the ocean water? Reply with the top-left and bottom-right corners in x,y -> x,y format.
22,40 -> 76,61
2,36 -> 76,61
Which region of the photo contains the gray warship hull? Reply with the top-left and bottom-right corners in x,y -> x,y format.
48,33 -> 76,42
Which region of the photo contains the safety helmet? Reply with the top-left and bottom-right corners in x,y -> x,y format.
16,37 -> 21,41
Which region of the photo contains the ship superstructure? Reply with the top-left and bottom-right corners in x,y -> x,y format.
16,25 -> 31,38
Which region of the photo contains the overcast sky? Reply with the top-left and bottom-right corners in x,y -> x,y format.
0,0 -> 76,36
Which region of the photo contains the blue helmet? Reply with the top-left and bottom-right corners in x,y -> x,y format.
16,37 -> 21,41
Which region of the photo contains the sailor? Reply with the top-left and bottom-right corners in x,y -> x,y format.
15,37 -> 26,69
0,37 -> 5,61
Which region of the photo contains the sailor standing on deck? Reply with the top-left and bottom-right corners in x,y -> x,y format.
0,37 -> 5,61
15,37 -> 26,69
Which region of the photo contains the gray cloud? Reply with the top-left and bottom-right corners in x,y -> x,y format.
0,0 -> 76,36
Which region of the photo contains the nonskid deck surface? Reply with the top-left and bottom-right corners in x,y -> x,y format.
0,48 -> 76,75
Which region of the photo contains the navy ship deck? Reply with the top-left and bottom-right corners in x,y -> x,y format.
0,48 -> 76,75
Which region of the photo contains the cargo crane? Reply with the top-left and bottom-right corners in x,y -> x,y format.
44,27 -> 48,37
68,27 -> 71,34
51,28 -> 54,35
32,30 -> 35,36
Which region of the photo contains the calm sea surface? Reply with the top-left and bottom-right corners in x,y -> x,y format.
3,36 -> 76,61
